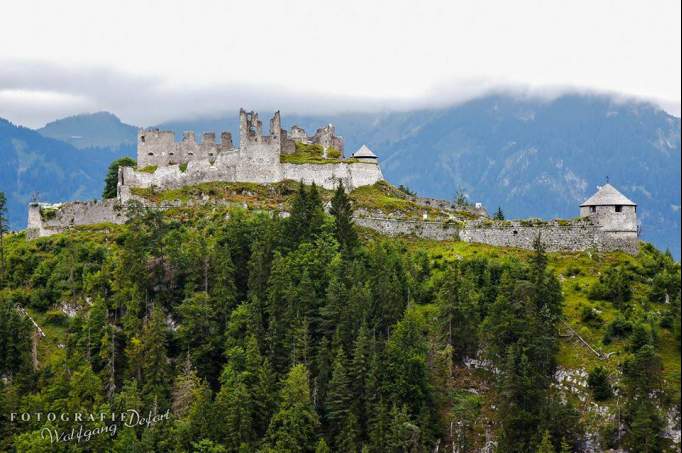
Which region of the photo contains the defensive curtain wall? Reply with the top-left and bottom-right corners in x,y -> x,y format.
27,199 -> 639,255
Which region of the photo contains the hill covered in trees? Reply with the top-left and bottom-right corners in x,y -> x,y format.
0,183 -> 680,452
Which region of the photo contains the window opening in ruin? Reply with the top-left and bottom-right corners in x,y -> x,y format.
140,136 -> 145,143
615,205 -> 623,212
147,153 -> 154,156
590,206 -> 596,213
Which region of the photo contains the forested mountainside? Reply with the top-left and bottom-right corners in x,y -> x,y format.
1,182 -> 679,452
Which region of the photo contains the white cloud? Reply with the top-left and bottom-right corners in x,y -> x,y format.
0,0 -> 679,126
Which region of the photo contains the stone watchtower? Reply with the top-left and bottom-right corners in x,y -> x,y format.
580,183 -> 638,237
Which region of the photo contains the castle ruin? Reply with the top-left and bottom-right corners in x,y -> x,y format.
25,109 -> 640,254
119,109 -> 380,201
137,110 -> 344,169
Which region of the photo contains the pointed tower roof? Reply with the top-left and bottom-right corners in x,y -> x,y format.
352,145 -> 377,158
580,183 -> 636,207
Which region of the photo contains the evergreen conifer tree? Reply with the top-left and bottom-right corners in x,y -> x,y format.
330,182 -> 358,257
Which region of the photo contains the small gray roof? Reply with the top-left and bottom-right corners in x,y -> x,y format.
580,183 -> 636,207
352,145 -> 377,158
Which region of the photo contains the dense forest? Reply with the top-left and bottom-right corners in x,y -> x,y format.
0,183 -> 679,452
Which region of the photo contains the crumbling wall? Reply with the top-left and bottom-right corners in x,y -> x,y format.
460,219 -> 638,253
289,126 -> 308,142
137,128 -> 234,168
27,200 -> 125,238
119,153 -> 241,201
355,217 -> 462,241
355,216 -> 639,254
27,194 -> 637,255
119,156 -> 383,197
286,123 -> 344,156
238,110 -> 283,165
312,124 -> 344,156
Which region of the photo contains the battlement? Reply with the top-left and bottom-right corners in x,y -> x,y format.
138,127 -> 233,168
285,123 -> 344,157
138,109 -> 347,169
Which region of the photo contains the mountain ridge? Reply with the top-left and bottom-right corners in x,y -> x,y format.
0,118 -> 130,231
37,111 -> 138,149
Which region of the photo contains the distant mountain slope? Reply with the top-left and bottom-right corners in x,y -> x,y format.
158,94 -> 681,257
38,111 -> 138,149
0,118 -> 131,230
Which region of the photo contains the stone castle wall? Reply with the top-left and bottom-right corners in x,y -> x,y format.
118,159 -> 384,202
27,198 -> 638,255
137,130 -> 234,168
26,200 -> 127,239
354,216 -> 639,253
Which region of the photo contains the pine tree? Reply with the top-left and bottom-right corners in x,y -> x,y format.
315,438 -> 331,453
171,357 -> 212,450
292,316 -> 312,368
139,305 -> 171,408
320,268 -> 349,340
350,322 -> 371,421
99,322 -> 118,399
266,253 -> 294,375
587,366 -> 612,401
325,348 -> 353,440
262,364 -> 320,452
176,288 -> 232,386
493,206 -> 505,220
436,262 -> 479,361
387,404 -> 419,452
538,430 -> 556,453
622,344 -> 666,452
313,337 -> 332,414
368,400 -> 390,451
367,243 -> 408,336
214,333 -> 275,450
171,356 -> 203,418
286,181 -> 311,245
0,301 -> 32,377
306,182 -> 325,237
385,311 -> 431,418
337,412 -> 361,452
330,182 -> 358,258
247,235 -> 274,305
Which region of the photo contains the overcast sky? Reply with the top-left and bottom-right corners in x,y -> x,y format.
1,0 -> 680,128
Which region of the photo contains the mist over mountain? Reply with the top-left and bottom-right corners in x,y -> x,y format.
1,93 -> 679,257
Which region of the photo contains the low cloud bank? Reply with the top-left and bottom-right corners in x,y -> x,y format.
1,59 -> 679,129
